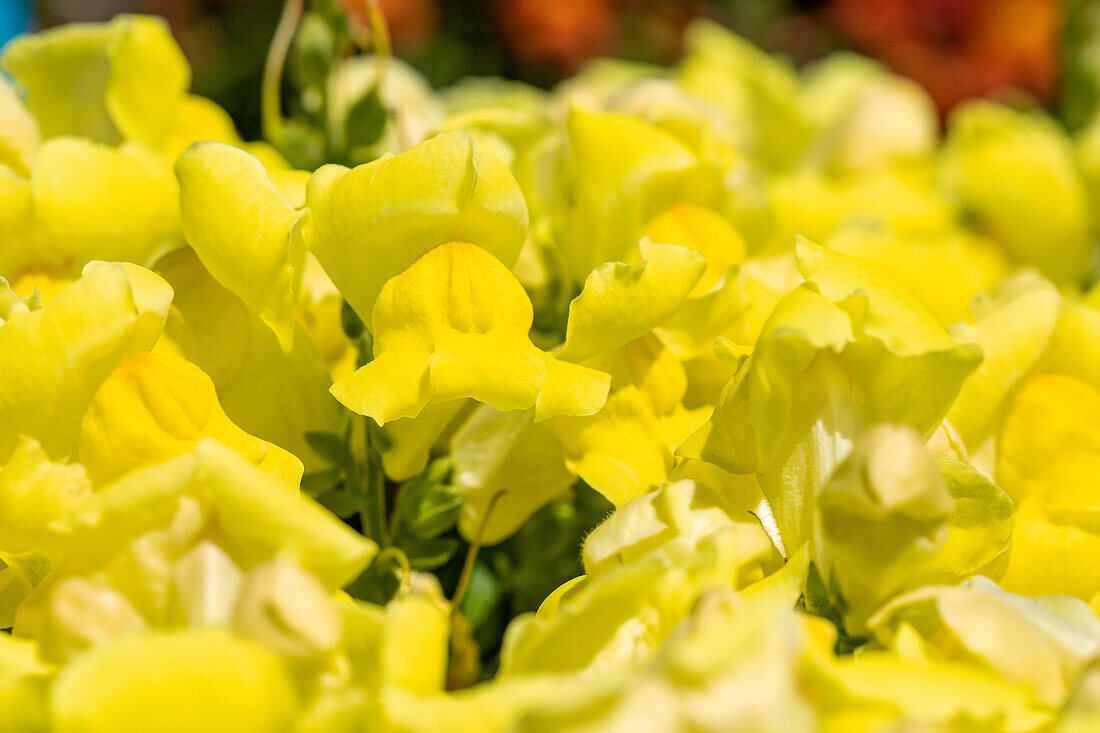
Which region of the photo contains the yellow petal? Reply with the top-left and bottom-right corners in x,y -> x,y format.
582,478 -> 761,574
815,424 -> 953,633
50,628 -> 297,733
557,240 -> 705,363
641,202 -> 747,295
0,261 -> 172,462
869,577 -> 1100,709
55,439 -> 374,588
826,222 -> 1010,327
556,108 -> 701,281
996,374 -> 1100,510
380,400 -> 469,481
78,352 -> 302,487
154,249 -> 343,473
176,141 -> 304,351
996,374 -> 1100,601
0,77 -> 39,175
942,101 -> 1091,285
1,14 -> 189,147
0,437 -> 91,554
947,274 -> 1061,451
452,406 -> 574,545
999,501 -> 1100,601
554,337 -> 704,506
29,137 -> 180,266
161,94 -> 242,161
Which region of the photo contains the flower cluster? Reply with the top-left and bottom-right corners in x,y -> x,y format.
3,13 -> 1100,733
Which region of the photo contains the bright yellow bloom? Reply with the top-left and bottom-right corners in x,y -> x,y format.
946,273 -> 1061,452
500,526 -> 779,677
331,241 -> 609,425
451,405 -> 574,544
0,437 -> 91,554
0,77 -> 39,175
870,577 -> 1100,710
0,14 -> 189,147
176,141 -> 306,351
555,108 -> 702,281
681,240 -> 981,549
581,477 -> 765,574
942,101 -> 1092,285
50,628 -> 298,733
302,131 -> 529,322
0,261 -> 172,462
154,249 -> 344,473
825,222 -> 1009,327
997,374 -> 1100,604
557,240 -> 705,363
77,352 -> 302,487
2,137 -> 180,268
553,336 -> 708,505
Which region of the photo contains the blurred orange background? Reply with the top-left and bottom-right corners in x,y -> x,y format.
12,0 -> 1070,136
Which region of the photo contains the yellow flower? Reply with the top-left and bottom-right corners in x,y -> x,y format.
0,77 -> 39,175
154,249 -> 344,473
0,261 -> 172,462
451,404 -> 574,545
996,374 -> 1100,604
23,439 -> 375,625
301,131 -> 529,322
50,628 -> 298,733
813,424 -> 953,633
330,241 -> 609,425
553,336 -> 709,505
581,477 -> 767,575
0,14 -> 189,147
555,108 -> 703,281
499,526 -> 779,677
2,137 -> 180,268
0,437 -> 91,554
826,222 -> 1010,327
557,240 -> 705,363
942,101 -> 1092,285
77,352 -> 302,487
946,273 -> 1061,452
870,577 -> 1100,710
175,141 -> 306,351
681,240 -> 981,549
642,202 -> 746,295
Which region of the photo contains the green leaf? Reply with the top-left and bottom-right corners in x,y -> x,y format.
407,488 -> 462,540
403,537 -> 460,571
391,458 -> 457,542
304,431 -> 350,464
345,86 -> 387,151
346,549 -> 406,605
289,12 -> 336,90
459,562 -> 501,629
315,487 -> 360,518
300,467 -> 343,498
340,298 -> 365,340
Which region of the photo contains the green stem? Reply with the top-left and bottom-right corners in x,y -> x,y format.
352,414 -> 389,547
369,422 -> 390,547
261,0 -> 304,147
451,490 -> 505,613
